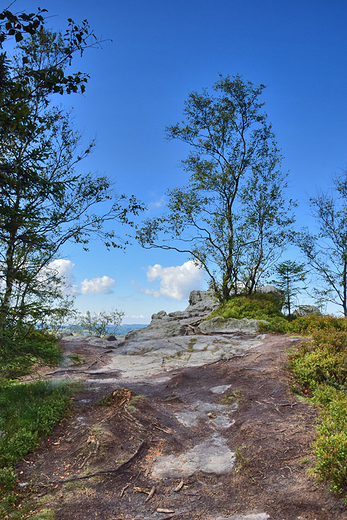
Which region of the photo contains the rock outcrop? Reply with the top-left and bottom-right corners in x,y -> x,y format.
293,305 -> 321,317
124,288 -> 273,341
124,290 -> 219,341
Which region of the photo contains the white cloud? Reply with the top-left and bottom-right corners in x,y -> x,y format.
148,195 -> 166,211
144,260 -> 205,300
48,259 -> 79,294
81,275 -> 115,295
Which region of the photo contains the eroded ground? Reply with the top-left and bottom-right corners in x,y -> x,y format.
17,333 -> 347,520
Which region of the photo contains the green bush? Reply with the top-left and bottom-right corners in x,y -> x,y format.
289,330 -> 347,389
315,392 -> 347,494
208,293 -> 284,321
0,380 -> 73,470
289,327 -> 347,499
72,309 -> 124,337
0,330 -> 62,380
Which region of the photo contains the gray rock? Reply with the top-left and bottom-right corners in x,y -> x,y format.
293,305 -> 322,317
105,335 -> 117,341
123,287 -> 276,342
125,319 -> 186,341
198,316 -> 263,334
125,290 -> 218,341
255,284 -> 284,301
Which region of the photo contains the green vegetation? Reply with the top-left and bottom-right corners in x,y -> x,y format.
73,309 -> 125,337
208,292 -> 284,321
0,330 -> 63,381
208,293 -> 347,335
138,75 -> 295,301
289,328 -> 347,501
271,260 -> 307,317
0,379 -> 76,517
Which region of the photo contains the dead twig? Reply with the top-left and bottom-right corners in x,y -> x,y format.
145,486 -> 156,502
173,479 -> 184,492
120,483 -> 130,497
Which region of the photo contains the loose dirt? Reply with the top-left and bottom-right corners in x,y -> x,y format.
17,332 -> 347,520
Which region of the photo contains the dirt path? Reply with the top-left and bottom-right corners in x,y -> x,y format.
17,332 -> 347,520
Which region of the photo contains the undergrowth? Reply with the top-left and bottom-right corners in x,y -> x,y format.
209,293 -> 347,335
0,332 -> 76,518
289,328 -> 347,501
0,330 -> 63,381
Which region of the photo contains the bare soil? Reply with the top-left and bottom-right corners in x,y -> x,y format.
16,333 -> 347,520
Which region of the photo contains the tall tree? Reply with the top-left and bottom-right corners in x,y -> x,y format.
298,171 -> 347,316
138,75 -> 295,301
0,12 -> 144,342
271,260 -> 307,316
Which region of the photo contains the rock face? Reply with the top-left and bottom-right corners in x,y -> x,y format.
199,316 -> 262,334
124,289 -> 269,341
124,290 -> 219,341
255,284 -> 284,302
293,305 -> 321,317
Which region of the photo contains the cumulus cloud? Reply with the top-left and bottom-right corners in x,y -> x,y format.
81,275 -> 115,295
144,260 -> 205,300
48,259 -> 79,294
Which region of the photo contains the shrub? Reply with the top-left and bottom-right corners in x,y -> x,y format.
289,327 -> 347,499
208,293 -> 284,321
72,309 -> 124,337
0,380 -> 73,469
0,330 -> 62,380
289,330 -> 347,389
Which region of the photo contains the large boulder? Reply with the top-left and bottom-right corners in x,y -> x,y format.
255,285 -> 284,302
124,290 -> 218,341
293,305 -> 322,318
198,316 -> 263,334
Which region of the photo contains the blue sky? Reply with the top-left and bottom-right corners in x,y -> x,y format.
8,0 -> 347,322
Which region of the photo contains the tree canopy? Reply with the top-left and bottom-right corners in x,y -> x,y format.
0,8 -> 144,343
138,75 -> 295,301
298,171 -> 347,316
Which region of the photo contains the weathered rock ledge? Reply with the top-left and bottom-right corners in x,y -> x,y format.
124,288 -> 273,342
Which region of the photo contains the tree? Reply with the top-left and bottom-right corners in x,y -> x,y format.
0,12 -> 144,344
138,75 -> 295,301
298,171 -> 347,316
271,260 -> 307,317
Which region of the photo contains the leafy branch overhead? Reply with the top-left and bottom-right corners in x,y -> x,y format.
0,7 -> 144,344
138,75 -> 296,301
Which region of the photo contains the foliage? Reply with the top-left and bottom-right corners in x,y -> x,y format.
297,170 -> 347,316
289,330 -> 347,389
138,74 -> 295,301
208,292 -> 283,320
0,380 -> 74,480
72,309 -> 124,337
0,9 -> 144,348
288,327 -> 347,498
0,378 -> 76,517
271,260 -> 307,316
0,330 -> 62,380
